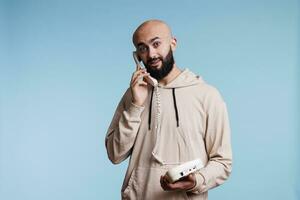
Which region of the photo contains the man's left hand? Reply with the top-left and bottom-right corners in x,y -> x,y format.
160,173 -> 196,191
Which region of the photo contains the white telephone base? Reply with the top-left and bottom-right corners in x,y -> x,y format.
165,159 -> 204,183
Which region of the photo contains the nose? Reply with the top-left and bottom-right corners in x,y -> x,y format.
148,46 -> 157,59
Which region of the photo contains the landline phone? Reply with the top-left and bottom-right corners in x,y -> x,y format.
133,52 -> 158,87
165,159 -> 204,183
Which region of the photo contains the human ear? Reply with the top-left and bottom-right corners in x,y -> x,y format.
170,37 -> 177,51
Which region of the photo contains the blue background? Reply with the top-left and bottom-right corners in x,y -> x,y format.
1,0 -> 299,199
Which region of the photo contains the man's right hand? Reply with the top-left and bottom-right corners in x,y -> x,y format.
130,68 -> 150,106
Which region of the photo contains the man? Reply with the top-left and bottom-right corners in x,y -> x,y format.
105,19 -> 232,200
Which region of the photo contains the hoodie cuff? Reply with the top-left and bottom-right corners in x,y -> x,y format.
128,102 -> 145,117
186,172 -> 205,194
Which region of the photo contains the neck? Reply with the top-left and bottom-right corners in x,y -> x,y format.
158,64 -> 182,86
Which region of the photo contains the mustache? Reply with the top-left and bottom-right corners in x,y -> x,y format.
147,57 -> 162,63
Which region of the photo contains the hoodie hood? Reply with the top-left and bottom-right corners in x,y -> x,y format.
158,68 -> 204,89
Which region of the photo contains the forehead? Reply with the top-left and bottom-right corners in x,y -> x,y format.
134,23 -> 171,44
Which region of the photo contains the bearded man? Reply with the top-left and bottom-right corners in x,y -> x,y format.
105,19 -> 232,200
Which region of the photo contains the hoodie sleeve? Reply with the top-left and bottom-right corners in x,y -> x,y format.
105,89 -> 145,164
188,87 -> 232,194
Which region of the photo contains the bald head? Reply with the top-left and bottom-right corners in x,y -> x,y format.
131,20 -> 177,81
132,19 -> 173,47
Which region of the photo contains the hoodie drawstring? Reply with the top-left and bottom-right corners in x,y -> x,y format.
148,87 -> 179,130
148,87 -> 154,130
172,88 -> 179,127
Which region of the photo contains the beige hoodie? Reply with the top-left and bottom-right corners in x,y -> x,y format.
105,69 -> 232,200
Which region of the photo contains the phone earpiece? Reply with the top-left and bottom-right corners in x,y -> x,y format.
137,55 -> 141,62
134,52 -> 142,62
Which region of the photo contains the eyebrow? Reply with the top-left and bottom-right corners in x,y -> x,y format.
137,37 -> 161,47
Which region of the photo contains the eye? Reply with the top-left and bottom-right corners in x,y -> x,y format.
153,41 -> 161,48
138,45 -> 148,53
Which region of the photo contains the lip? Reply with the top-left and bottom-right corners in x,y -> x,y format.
149,59 -> 161,66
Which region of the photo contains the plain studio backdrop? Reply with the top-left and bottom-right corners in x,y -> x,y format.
0,0 -> 299,199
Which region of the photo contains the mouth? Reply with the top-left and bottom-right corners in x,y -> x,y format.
148,59 -> 161,67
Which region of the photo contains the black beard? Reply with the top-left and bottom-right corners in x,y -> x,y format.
144,48 -> 175,81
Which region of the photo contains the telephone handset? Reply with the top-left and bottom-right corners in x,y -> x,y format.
133,52 -> 158,87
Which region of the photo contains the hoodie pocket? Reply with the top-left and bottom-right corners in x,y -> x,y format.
122,168 -> 139,200
122,166 -> 191,200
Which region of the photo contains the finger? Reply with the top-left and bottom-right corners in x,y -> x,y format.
168,180 -> 190,191
131,69 -> 146,82
131,77 -> 148,88
160,176 -> 166,190
160,176 -> 164,185
134,80 -> 148,87
131,73 -> 150,86
171,178 -> 194,191
161,179 -> 171,191
164,184 -> 175,191
187,174 -> 194,180
132,68 -> 146,79
162,176 -> 175,191
136,63 -> 142,71
164,176 -> 171,184
131,69 -> 144,82
183,174 -> 196,183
